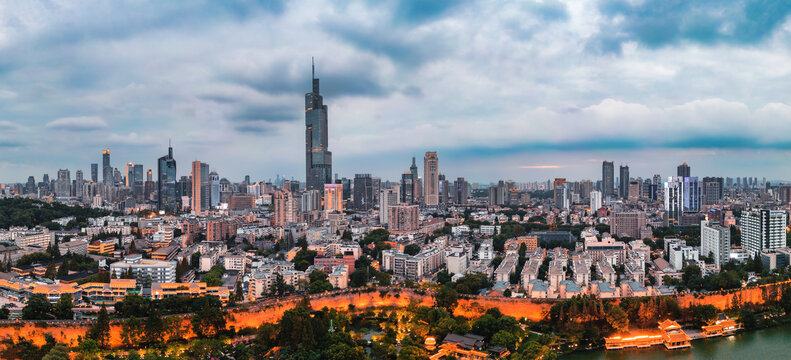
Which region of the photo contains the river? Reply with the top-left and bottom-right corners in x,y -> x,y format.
562,323 -> 791,360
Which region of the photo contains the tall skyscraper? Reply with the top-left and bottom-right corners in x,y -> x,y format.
379,187 -> 400,224
102,149 -> 111,185
619,165 -> 629,199
157,144 -> 177,212
423,151 -> 439,206
305,60 -> 332,191
90,163 -> 98,183
191,161 -> 210,216
75,170 -> 84,198
741,210 -> 787,257
210,171 -> 220,208
664,176 -> 702,226
677,163 -> 690,178
410,157 -> 419,201
274,190 -> 297,227
589,190 -> 602,211
126,162 -> 135,186
602,161 -> 614,197
353,174 -> 374,211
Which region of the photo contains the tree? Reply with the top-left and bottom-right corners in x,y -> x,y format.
781,286 -> 791,314
606,306 -> 629,333
121,316 -> 144,347
403,244 -> 421,256
53,294 -> 73,320
22,293 -> 53,320
144,310 -> 166,345
436,270 -> 452,285
191,303 -> 228,338
78,339 -> 100,360
490,330 -> 518,352
691,304 -> 718,326
56,258 -> 70,278
435,285 -> 458,311
89,306 -> 111,348
739,309 -> 757,330
44,262 -> 57,279
41,345 -> 69,360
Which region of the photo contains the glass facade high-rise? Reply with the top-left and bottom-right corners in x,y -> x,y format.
102,149 -> 112,185
305,60 -> 332,191
158,144 -> 177,212
91,163 -> 98,183
619,165 -> 629,199
602,161 -> 614,197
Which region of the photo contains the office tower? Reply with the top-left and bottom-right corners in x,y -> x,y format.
664,176 -> 702,226
244,175 -> 250,184
677,163 -> 690,178
619,165 -> 629,199
453,177 -> 468,204
488,180 -> 507,206
157,144 -> 178,212
701,220 -> 730,266
379,187 -> 400,224
101,149 -> 112,185
323,183 -> 343,212
126,162 -> 135,186
209,171 -> 220,208
56,169 -> 71,198
91,164 -> 98,183
41,173 -> 50,194
300,189 -> 321,212
741,210 -> 787,257
146,169 -> 152,182
423,151 -> 439,206
113,168 -> 122,185
191,161 -> 210,215
305,60 -> 332,191
353,174 -> 374,211
438,174 -> 449,204
334,177 -> 351,201
602,161 -> 614,197
25,176 -> 36,194
400,171 -> 414,204
589,190 -> 602,211
611,211 -> 647,239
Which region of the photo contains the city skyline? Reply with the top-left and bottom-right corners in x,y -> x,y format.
3,1 -> 791,182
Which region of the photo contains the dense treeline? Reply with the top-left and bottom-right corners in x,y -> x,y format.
0,198 -> 109,229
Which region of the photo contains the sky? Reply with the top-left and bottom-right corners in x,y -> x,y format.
2,0 -> 791,184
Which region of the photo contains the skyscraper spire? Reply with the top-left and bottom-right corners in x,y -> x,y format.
312,56 -> 315,80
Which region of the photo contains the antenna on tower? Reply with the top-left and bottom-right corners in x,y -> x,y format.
312,57 -> 315,80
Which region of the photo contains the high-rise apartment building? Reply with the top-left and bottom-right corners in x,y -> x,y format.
602,161 -> 614,197
627,179 -> 641,202
157,144 -> 178,212
741,210 -> 787,257
388,204 -> 419,232
619,165 -> 629,199
423,151 -> 439,206
324,183 -> 343,212
273,190 -> 298,227
379,187 -> 400,224
701,220 -> 730,266
102,149 -> 112,185
589,190 -> 602,211
56,169 -> 71,198
305,60 -> 332,191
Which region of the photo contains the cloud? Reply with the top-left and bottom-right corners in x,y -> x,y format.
591,0 -> 791,53
45,116 -> 108,131
0,90 -> 17,99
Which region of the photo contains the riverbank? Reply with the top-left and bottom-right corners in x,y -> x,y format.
561,322 -> 791,360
